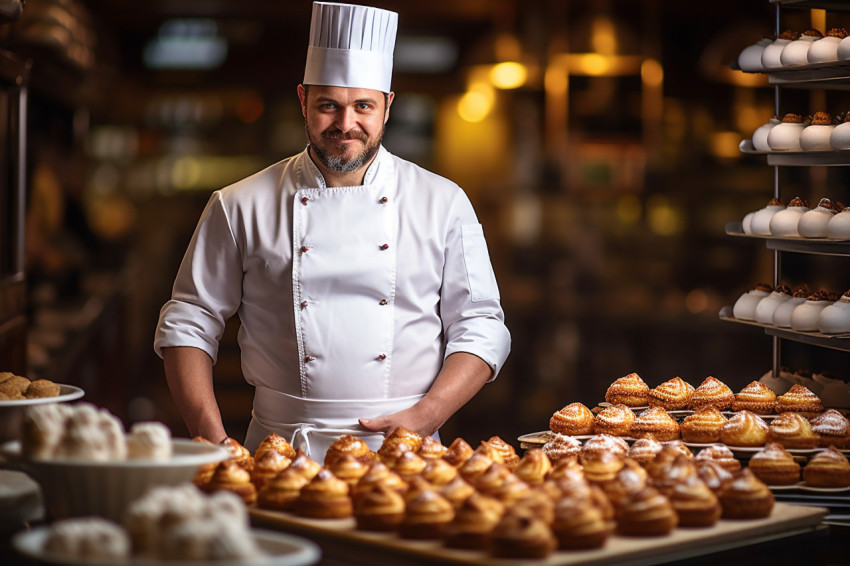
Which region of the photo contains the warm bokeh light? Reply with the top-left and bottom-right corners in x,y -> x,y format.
490,62 -> 527,89
710,131 -> 743,160
616,194 -> 642,225
591,17 -> 617,55
686,289 -> 710,314
647,194 -> 685,236
641,58 -> 663,88
236,93 -> 264,124
457,81 -> 495,123
577,53 -> 611,76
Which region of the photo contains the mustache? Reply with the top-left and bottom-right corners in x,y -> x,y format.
322,129 -> 368,142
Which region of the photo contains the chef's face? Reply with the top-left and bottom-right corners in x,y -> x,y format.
298,84 -> 394,174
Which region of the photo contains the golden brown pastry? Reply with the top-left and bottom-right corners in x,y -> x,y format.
748,442 -> 800,486
689,376 -> 734,411
767,412 -> 820,449
254,433 -> 296,461
616,486 -> 678,537
352,461 -> 407,500
652,454 -> 699,498
720,410 -> 768,447
401,476 -> 434,505
324,434 -> 376,468
203,460 -> 257,505
417,436 -> 448,460
630,407 -> 680,442
775,384 -> 825,419
552,491 -> 612,550
490,508 -> 557,559
717,468 -> 775,519
0,374 -> 29,396
191,436 -> 219,489
419,457 -> 458,486
381,426 -> 423,454
648,376 -> 694,411
438,475 -> 476,510
694,459 -> 733,494
593,404 -> 637,437
681,408 -> 728,444
457,451 -> 494,483
472,462 -> 512,496
733,381 -> 777,414
25,379 -> 60,399
257,467 -> 311,511
810,410 -> 850,449
667,475 -> 721,528
627,434 -> 664,468
473,440 -> 505,465
514,448 -> 552,486
580,446 -> 625,484
220,437 -> 254,473
601,459 -> 648,517
645,442 -> 693,482
605,372 -> 650,407
328,453 -> 370,490
390,450 -> 428,482
549,402 -> 595,436
542,432 -> 582,464
287,448 -> 323,482
802,446 -> 850,487
484,436 -> 520,470
442,437 -> 474,467
444,493 -> 505,549
694,444 -> 741,473
353,484 -> 406,532
295,469 -> 353,519
582,434 -> 630,459
512,487 -> 556,525
399,489 -> 455,539
250,448 -> 292,491
491,474 -> 531,506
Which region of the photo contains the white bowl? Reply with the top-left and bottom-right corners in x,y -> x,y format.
0,385 -> 84,443
1,439 -> 229,522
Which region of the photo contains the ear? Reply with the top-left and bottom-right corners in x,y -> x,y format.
297,84 -> 307,118
384,91 -> 395,124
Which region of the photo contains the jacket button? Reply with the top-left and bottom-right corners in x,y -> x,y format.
380,243 -> 389,250
300,245 -> 310,253
377,354 -> 387,361
305,355 -> 316,362
301,196 -> 309,205
379,196 -> 388,204
379,299 -> 387,305
300,300 -> 308,309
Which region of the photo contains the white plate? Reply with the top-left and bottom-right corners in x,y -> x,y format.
769,482 -> 850,493
0,384 -> 84,408
12,527 -> 321,566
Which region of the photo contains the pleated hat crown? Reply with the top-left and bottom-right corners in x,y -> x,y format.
304,2 -> 398,93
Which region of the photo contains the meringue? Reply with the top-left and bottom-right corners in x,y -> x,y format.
738,36 -> 773,72
769,197 -> 810,237
762,31 -> 798,68
790,291 -> 833,331
755,285 -> 792,324
808,28 -> 848,63
819,291 -> 850,334
827,210 -> 850,239
799,112 -> 835,151
752,117 -> 781,152
732,283 -> 772,321
780,29 -> 823,66
799,198 -> 840,238
772,286 -> 810,328
829,114 -> 850,149
767,113 -> 807,151
750,198 -> 785,235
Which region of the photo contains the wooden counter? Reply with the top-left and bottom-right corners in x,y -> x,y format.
250,502 -> 826,566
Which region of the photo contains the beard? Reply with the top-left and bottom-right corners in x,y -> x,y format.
307,123 -> 383,174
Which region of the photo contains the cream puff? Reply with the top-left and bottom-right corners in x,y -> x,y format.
772,286 -> 810,328
799,198 -> 840,237
791,290 -> 834,332
827,209 -> 850,238
755,284 -> 793,324
819,290 -> 850,334
767,113 -> 807,151
770,197 -> 810,237
738,35 -> 773,72
809,28 -> 848,63
762,31 -> 799,68
733,283 -> 773,321
800,112 -> 836,151
780,29 -> 823,66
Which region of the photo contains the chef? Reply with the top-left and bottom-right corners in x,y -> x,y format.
154,2 -> 511,461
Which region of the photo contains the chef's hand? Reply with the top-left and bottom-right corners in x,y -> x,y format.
359,403 -> 439,439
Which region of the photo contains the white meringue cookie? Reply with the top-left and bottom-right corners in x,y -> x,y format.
773,295 -> 807,327
752,118 -> 781,152
750,202 -> 785,235
762,37 -> 793,68
781,33 -> 821,66
798,199 -> 838,238
790,297 -> 832,331
755,287 -> 792,324
739,37 -> 773,71
769,199 -> 810,237
827,210 -> 850,239
733,286 -> 771,320
819,294 -> 850,334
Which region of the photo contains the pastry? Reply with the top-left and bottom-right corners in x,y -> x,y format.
652,454 -> 698,497
762,30 -> 799,68
800,198 -> 840,237
827,208 -> 850,238
775,384 -> 824,418
546,457 -> 585,483
0,373 -> 29,396
471,461 -> 512,497
750,201 -> 785,236
767,113 -> 807,151
220,437 -> 253,472
667,475 -> 721,528
44,517 -> 131,560
645,442 -> 693,481
616,486 -> 678,537
549,402 -> 595,436
256,467 -> 310,511
809,28 -> 848,63
324,434 -> 376,468
755,284 -> 793,324
767,411 -> 821,449
295,469 -> 353,519
802,446 -> 850,487
490,473 -> 532,506
444,492 -> 505,549
695,459 -> 733,494
720,410 -> 768,447
748,442 -> 801,486
473,440 -> 505,465
20,403 -> 71,459
328,453 -> 369,489
770,196 -> 810,236
648,377 -> 694,411
542,432 -> 583,463
203,460 -> 258,505
732,283 -> 772,320
484,436 -> 520,470
689,376 -> 734,411
773,286 -> 810,328
791,291 -> 834,332
490,508 -> 557,559
694,444 -> 741,473
580,445 -> 625,484
417,436 -> 447,460
126,422 -> 172,461
514,448 -> 552,486
457,451 -> 494,483
717,468 -> 775,519
512,487 -> 556,525
438,474 -> 476,510
604,372 -> 650,407
353,484 -> 406,532
630,407 -> 680,442
250,447 -> 292,491
601,459 -> 648,517
819,290 -> 850,334
381,426 -> 423,454
738,35 -> 773,72
399,489 -> 455,539
750,116 -> 781,154
593,404 -> 636,437
628,433 -> 664,468
552,491 -> 612,550
810,409 -> 850,448
287,448 -> 323,481
420,457 -> 459,486
781,29 -> 823,66
733,381 -> 777,414
390,450 -> 428,482
799,113 -> 836,152
24,378 -> 60,399
352,460 -> 407,500
681,407 -> 728,443
442,437 -> 474,467
254,432 -> 296,461
582,434 -> 630,459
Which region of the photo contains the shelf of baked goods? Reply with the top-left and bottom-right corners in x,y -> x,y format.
770,0 -> 850,12
725,221 -> 850,256
739,139 -> 850,166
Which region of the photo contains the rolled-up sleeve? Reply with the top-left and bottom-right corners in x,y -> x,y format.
439,194 -> 511,380
154,191 -> 243,363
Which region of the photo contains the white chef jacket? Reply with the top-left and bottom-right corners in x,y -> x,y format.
154,146 -> 510,458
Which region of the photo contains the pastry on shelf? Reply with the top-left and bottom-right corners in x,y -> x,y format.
819,290 -> 850,335
799,198 -> 840,237
667,475 -> 721,528
472,462 -> 512,497
287,448 -> 323,481
755,284 -> 793,324
810,409 -> 850,448
491,473 -> 532,506
484,436 -> 520,470
250,448 -> 293,491
352,461 -> 407,500
616,486 -> 678,537
827,207 -> 850,238
420,457 -> 459,486
389,450 -> 428,483
417,435 -> 448,460
648,377 -> 694,411
767,411 -> 820,449
220,437 -> 253,473
399,488 -> 455,539
689,376 -> 734,411
775,384 -> 825,419
799,112 -> 836,152
552,491 -> 612,550
549,402 -> 595,436
328,453 -> 370,490
773,288 -> 811,330
720,410 -> 768,447
457,451 -> 495,483
601,459 -> 649,518
438,474 -> 476,510
490,508 -> 557,559
256,466 -> 311,511
513,487 -> 556,525
542,432 -> 582,464
295,469 -> 353,519
738,35 -> 773,72
254,432 -> 296,461
24,378 -> 61,399
749,202 -> 785,236
514,448 -> 552,486
627,433 -> 664,468
748,442 -> 801,486
791,291 -> 835,333
380,426 -> 423,454
442,437 -> 474,467
762,31 -> 798,69
717,468 -> 775,519
651,454 -> 698,497
802,446 -> 850,487
324,434 -> 376,468
580,446 -> 625,484
353,484 -> 406,532
694,444 -> 741,473
809,28 -> 848,63
582,434 -> 629,459
695,459 -> 733,494
191,436 -> 219,489
473,440 -> 506,465
733,381 -> 777,414
732,283 -> 772,321
767,115 -> 807,152
604,372 -> 650,407
630,406 -> 680,442
681,407 -> 728,444
202,460 -> 257,505
444,492 -> 505,549
645,442 -> 693,482
593,404 -> 636,437
546,457 -> 585,484
781,29 -> 823,66
44,517 -> 131,561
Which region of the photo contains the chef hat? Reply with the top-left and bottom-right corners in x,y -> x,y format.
303,2 -> 398,93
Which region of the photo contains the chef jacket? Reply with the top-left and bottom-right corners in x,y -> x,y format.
154,146 -> 511,456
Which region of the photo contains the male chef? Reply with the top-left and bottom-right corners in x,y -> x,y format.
154,2 -> 511,461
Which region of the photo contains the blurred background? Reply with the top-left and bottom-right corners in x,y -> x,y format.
1,0 -> 849,447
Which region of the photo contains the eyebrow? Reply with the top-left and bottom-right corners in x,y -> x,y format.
314,95 -> 379,105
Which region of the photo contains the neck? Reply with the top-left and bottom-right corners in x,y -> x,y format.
308,146 -> 379,188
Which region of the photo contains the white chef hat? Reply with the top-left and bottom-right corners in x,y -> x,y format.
303,2 -> 398,93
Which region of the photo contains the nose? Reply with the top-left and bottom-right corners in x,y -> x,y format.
336,107 -> 357,133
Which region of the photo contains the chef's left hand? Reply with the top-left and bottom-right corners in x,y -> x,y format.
358,403 -> 439,439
